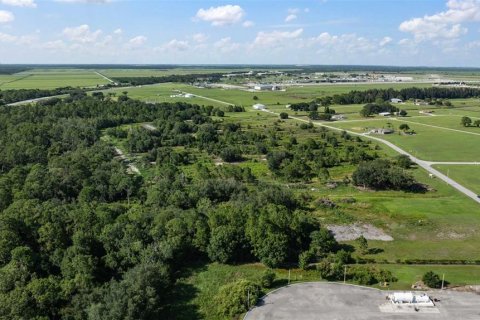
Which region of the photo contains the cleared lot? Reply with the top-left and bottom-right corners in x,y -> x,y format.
245,282 -> 480,320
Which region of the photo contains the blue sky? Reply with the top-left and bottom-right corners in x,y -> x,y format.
0,0 -> 480,66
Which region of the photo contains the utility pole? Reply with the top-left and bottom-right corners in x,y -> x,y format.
441,274 -> 445,290
288,269 -> 291,285
247,288 -> 250,310
344,265 -> 347,284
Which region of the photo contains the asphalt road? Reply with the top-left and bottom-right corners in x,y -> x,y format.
244,282 -> 480,320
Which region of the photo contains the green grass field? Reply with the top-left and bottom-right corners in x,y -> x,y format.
327,117 -> 480,161
0,69 -> 109,89
433,165 -> 480,195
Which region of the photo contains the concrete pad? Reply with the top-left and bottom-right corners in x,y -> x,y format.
244,282 -> 480,320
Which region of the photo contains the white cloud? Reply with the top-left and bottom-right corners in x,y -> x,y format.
0,31 -> 16,42
285,14 -> 297,22
288,8 -> 300,14
158,39 -> 189,52
0,0 -> 36,7
308,32 -> 379,54
242,20 -> 254,28
253,28 -> 303,48
379,36 -> 393,46
399,0 -> 480,41
195,5 -> 245,26
63,24 -> 102,43
214,37 -> 240,53
0,10 -> 14,23
113,28 -> 122,35
192,33 -> 208,43
127,35 -> 147,48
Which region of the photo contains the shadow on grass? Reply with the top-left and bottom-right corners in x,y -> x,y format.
162,282 -> 201,320
162,261 -> 209,320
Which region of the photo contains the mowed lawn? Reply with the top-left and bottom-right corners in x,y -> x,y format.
433,165 -> 480,195
378,264 -> 480,289
0,70 -> 109,89
328,117 -> 480,161
399,113 -> 480,133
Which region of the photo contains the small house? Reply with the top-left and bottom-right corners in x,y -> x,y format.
253,103 -> 266,110
370,128 -> 394,134
390,98 -> 403,104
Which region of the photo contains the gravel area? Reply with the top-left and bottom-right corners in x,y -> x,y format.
327,223 -> 394,241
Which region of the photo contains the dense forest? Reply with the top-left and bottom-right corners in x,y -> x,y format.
0,88 -> 91,105
0,92 -> 417,319
324,87 -> 480,105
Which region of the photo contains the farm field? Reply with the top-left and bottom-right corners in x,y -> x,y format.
0,69 -> 109,89
433,165 -> 480,195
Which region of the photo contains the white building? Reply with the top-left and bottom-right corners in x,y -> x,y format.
391,98 -> 403,104
331,114 -> 346,121
253,103 -> 266,110
388,292 -> 434,306
254,84 -> 273,91
254,84 -> 281,91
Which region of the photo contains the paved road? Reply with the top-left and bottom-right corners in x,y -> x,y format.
180,91 -> 235,106
141,123 -> 157,131
398,118 -> 480,137
244,282 -> 480,320
94,71 -> 115,83
264,110 -> 480,204
6,94 -> 67,106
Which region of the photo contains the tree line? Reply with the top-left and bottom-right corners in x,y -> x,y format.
112,73 -> 225,86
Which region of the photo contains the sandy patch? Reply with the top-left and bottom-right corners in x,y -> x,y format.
327,223 -> 394,241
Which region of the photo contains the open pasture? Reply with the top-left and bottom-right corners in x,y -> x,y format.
398,113 -> 480,133
102,83 -> 228,107
328,118 -> 480,162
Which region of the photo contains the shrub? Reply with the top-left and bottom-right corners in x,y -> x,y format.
260,269 -> 276,288
422,271 -> 442,288
215,279 -> 261,318
279,112 -> 289,119
298,250 -> 315,270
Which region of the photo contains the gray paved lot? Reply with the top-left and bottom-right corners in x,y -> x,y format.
244,282 -> 480,320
